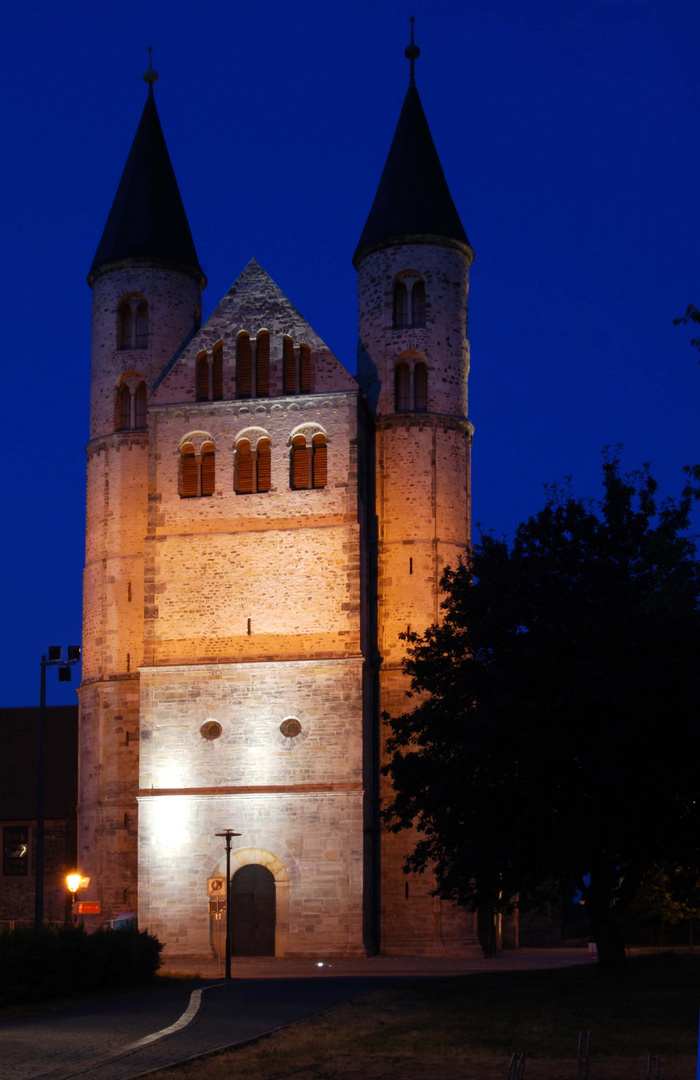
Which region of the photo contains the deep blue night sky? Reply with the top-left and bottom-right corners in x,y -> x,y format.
2,0 -> 698,706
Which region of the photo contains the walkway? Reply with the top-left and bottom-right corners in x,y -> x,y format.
0,949 -> 593,1080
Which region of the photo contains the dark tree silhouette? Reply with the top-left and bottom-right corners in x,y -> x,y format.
674,304 -> 700,354
383,455 -> 700,971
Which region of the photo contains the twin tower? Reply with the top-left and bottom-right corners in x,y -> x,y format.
80,42 -> 479,960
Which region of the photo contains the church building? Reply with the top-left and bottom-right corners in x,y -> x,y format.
79,34 -> 481,960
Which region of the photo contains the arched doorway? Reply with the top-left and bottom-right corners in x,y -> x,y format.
231,864 -> 276,956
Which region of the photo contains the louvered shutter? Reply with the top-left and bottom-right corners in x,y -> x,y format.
312,434 -> 327,488
201,451 -> 215,496
256,331 -> 270,397
256,438 -> 271,492
135,301 -> 149,347
291,436 -> 309,489
181,452 -> 198,497
283,337 -> 296,395
212,343 -> 224,400
118,301 -> 133,349
414,362 -> 428,411
411,281 -> 426,327
134,382 -> 147,428
236,441 -> 254,494
120,384 -> 131,430
196,355 -> 209,401
237,334 -> 252,398
299,344 -> 311,393
393,282 -> 408,329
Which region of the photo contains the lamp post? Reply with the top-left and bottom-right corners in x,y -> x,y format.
35,645 -> 81,928
66,872 -> 81,926
215,829 -> 240,980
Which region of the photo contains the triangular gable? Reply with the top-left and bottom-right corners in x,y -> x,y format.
152,258 -> 356,403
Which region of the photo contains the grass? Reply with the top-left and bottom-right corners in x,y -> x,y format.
142,954 -> 700,1080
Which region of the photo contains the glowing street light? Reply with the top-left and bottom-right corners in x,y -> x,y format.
215,829 -> 241,981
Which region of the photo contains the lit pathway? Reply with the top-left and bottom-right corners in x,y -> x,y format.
0,949 -> 594,1080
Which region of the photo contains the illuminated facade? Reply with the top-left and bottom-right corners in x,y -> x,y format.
79,48 -> 481,959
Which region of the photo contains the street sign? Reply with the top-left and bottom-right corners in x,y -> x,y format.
209,899 -> 226,914
78,901 -> 101,914
207,876 -> 226,897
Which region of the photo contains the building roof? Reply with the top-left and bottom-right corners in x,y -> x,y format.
0,706 -> 78,820
88,88 -> 203,285
353,83 -> 471,266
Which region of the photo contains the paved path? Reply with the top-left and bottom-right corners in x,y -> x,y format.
0,949 -> 594,1080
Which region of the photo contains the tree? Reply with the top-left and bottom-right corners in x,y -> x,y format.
674,304 -> 700,355
383,455 -> 700,971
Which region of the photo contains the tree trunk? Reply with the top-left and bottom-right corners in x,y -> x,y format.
590,916 -> 626,972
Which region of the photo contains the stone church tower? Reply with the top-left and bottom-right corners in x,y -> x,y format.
355,35 -> 478,954
78,39 -> 481,960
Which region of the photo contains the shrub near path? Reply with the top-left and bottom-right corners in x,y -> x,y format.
145,955 -> 699,1080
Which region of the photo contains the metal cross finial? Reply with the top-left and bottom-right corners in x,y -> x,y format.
405,17 -> 420,87
143,45 -> 159,95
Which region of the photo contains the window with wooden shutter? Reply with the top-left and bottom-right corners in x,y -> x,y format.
291,435 -> 309,489
257,438 -> 271,492
196,353 -> 209,401
256,331 -> 270,397
212,342 -> 224,400
180,447 -> 198,497
237,332 -> 252,398
299,344 -> 311,393
414,362 -> 428,411
312,433 -> 327,488
283,337 -> 296,395
134,382 -> 147,428
120,383 -> 131,429
118,300 -> 133,349
393,282 -> 408,329
411,281 -> 426,327
236,440 -> 254,494
201,446 -> 215,496
135,301 -> 149,347
395,362 -> 411,412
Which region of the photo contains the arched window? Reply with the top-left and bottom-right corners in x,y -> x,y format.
237,332 -> 253,399
179,438 -> 215,498
256,331 -> 270,397
196,352 -> 209,401
411,280 -> 426,327
395,362 -> 411,412
393,281 -> 409,329
414,362 -> 428,411
116,383 -> 131,430
283,336 -> 296,395
212,342 -> 223,401
117,296 -> 148,349
234,434 -> 272,494
134,381 -> 147,427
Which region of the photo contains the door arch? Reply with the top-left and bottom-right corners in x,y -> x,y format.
231,864 -> 276,956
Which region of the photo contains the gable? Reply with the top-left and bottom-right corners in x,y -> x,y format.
151,258 -> 356,404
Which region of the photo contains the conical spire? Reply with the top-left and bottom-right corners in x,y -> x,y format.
88,78 -> 203,285
353,35 -> 470,266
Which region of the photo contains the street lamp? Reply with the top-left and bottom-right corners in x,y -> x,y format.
35,645 -> 81,928
215,829 -> 241,980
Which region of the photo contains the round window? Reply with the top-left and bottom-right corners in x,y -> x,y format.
200,720 -> 222,741
279,718 -> 302,738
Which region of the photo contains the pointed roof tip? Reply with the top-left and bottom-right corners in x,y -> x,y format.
88,71 -> 204,287
353,79 -> 472,267
405,16 -> 420,88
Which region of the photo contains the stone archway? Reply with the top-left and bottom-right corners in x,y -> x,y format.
211,846 -> 291,958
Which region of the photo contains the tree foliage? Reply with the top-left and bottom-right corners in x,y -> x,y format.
383,455 -> 700,970
674,303 -> 700,355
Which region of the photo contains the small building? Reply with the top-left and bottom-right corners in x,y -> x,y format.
0,706 -> 78,929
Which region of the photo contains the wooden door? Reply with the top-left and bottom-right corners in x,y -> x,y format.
231,864 -> 276,956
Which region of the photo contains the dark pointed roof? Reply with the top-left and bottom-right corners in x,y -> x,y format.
88,89 -> 204,285
353,84 -> 471,266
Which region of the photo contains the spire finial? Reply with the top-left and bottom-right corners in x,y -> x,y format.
143,46 -> 158,97
405,17 -> 420,87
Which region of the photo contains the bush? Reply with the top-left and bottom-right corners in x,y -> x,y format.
0,924 -> 163,1005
